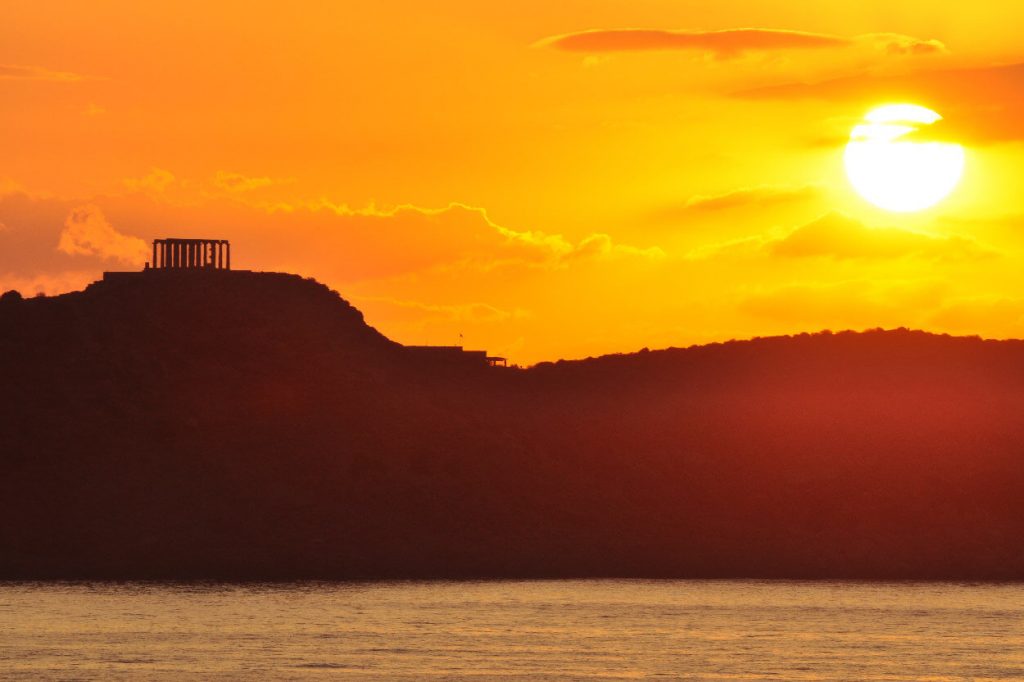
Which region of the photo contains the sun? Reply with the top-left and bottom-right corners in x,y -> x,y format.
844,104 -> 965,213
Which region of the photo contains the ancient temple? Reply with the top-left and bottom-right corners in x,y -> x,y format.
151,238 -> 230,270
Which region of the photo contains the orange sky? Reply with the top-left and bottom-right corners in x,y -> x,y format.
4,1 -> 1024,363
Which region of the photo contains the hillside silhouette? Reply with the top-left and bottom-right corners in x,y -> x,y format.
2,271 -> 1024,579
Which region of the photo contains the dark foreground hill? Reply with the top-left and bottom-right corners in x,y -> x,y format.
2,271 -> 1024,580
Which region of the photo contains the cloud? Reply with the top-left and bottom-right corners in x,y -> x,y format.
682,184 -> 822,212
737,62 -> 1024,144
300,200 -> 664,273
566,232 -> 659,260
770,213 -> 991,261
213,171 -> 284,193
58,205 -> 149,266
872,33 -> 946,57
539,28 -> 845,57
687,212 -> 992,262
123,168 -> 177,194
926,297 -> 1024,334
0,64 -> 87,82
123,168 -> 294,201
494,223 -> 664,263
738,279 -> 947,328
538,28 -> 945,60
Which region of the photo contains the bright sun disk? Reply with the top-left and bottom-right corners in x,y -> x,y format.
844,104 -> 964,213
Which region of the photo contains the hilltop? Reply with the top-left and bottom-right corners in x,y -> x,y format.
2,272 -> 1024,579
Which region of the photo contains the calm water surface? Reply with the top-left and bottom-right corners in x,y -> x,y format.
1,580 -> 1022,680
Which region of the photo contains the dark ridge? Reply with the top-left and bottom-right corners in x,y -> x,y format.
2,272 -> 1024,580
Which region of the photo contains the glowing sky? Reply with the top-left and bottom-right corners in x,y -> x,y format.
4,1 -> 1024,363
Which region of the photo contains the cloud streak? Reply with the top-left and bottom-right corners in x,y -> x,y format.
214,171 -> 290,193
305,200 -> 665,271
770,213 -> 990,261
738,279 -> 946,328
689,213 -> 993,262
0,64 -> 88,82
538,28 -> 945,59
737,62 -> 1024,144
682,184 -> 822,212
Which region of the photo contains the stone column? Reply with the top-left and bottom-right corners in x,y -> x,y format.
226,242 -> 231,270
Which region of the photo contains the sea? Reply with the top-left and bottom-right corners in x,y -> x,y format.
1,580 -> 1021,680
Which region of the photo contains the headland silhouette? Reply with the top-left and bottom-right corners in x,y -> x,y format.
1,241 -> 1023,580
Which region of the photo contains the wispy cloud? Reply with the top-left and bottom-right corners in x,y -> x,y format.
0,64 -> 89,82
738,278 -> 947,328
770,213 -> 991,261
538,28 -> 945,60
927,296 -> 1024,333
306,200 -> 665,269
213,171 -> 292,193
689,212 -> 993,262
736,61 -> 1024,144
682,184 -> 822,212
58,205 -> 149,266
123,168 -> 177,194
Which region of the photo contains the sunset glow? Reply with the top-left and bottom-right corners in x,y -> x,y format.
6,5 -> 1024,671
3,2 -> 1024,363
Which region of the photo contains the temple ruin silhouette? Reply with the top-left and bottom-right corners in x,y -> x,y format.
100,238 -> 507,367
150,238 -> 231,270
